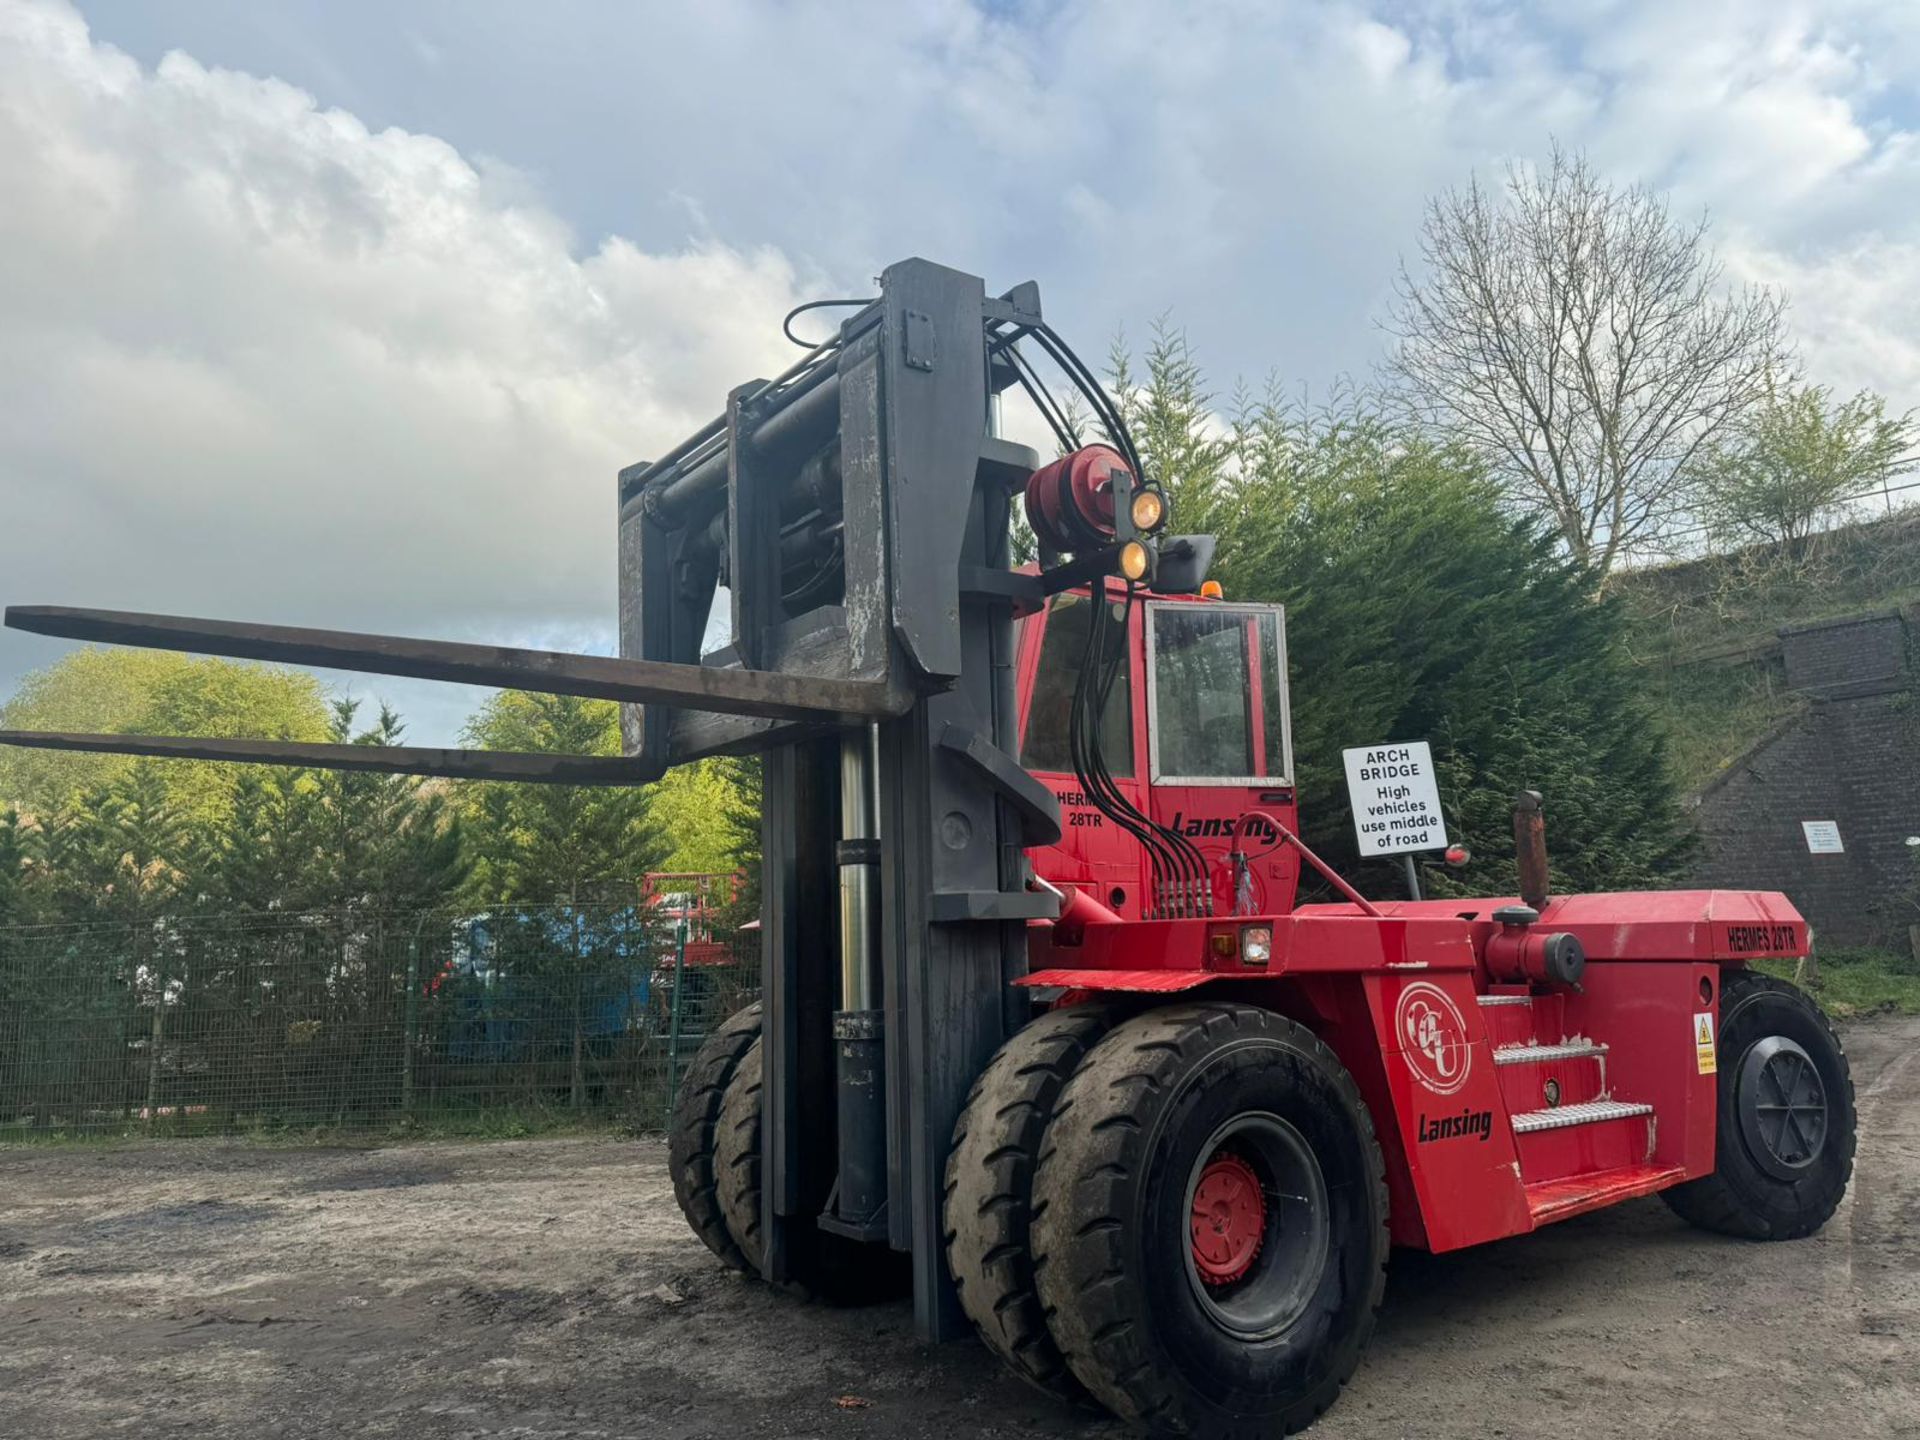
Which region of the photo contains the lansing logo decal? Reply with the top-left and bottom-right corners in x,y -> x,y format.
1394,981 -> 1472,1096
1417,1108 -> 1493,1144
1165,812 -> 1279,841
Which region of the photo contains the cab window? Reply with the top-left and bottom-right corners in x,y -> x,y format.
1149,604 -> 1288,782
1020,593 -> 1134,778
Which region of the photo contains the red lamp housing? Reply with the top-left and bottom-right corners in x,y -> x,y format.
1024,444 -> 1134,553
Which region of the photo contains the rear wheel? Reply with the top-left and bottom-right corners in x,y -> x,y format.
1030,1001 -> 1387,1438
945,1003 -> 1117,1401
1663,969 -> 1856,1240
667,1000 -> 761,1271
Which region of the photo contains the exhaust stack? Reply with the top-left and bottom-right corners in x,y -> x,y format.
1513,789 -> 1551,913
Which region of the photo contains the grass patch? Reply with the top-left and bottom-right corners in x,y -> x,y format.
1616,509 -> 1920,793
1755,945 -> 1920,1020
1616,511 -> 1920,659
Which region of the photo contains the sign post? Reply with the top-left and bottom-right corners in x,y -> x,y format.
1342,742 -> 1448,899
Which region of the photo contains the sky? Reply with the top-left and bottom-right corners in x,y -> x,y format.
2,0 -> 1918,744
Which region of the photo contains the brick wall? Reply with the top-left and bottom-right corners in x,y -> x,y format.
1689,610 -> 1919,947
1780,611 -> 1909,694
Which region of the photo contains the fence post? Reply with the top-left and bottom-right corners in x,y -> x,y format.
142,926 -> 166,1125
570,908 -> 587,1111
401,917 -> 424,1120
664,919 -> 690,1123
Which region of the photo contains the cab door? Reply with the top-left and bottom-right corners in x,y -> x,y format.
1141,599 -> 1302,915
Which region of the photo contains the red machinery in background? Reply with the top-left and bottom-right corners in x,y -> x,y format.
642,871 -> 742,967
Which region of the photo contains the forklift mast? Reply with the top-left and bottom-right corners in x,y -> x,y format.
615,259 -> 1131,1336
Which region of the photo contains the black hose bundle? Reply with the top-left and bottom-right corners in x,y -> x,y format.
994,315 -> 1210,917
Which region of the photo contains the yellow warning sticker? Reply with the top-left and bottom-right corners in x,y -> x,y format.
1693,1012 -> 1717,1075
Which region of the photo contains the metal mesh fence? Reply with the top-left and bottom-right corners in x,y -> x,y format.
0,906 -> 760,1140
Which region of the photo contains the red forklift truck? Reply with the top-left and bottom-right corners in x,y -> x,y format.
0,260 -> 1853,1437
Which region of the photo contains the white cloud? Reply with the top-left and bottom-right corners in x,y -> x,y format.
0,0 -> 810,736
6,0 -> 1920,736
1726,235 -> 1920,408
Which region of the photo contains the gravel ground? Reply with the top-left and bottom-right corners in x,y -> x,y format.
1,1015 -> 1914,1439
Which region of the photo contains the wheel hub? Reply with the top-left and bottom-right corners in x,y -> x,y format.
1180,1112 -> 1331,1342
1736,1034 -> 1830,1181
1190,1150 -> 1266,1285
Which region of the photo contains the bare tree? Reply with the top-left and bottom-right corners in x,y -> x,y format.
1384,145 -> 1791,575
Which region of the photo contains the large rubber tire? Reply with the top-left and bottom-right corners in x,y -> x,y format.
667,1000 -> 762,1272
714,1038 -> 909,1304
945,1003 -> 1117,1402
1031,1001 -> 1388,1439
1663,969 -> 1856,1241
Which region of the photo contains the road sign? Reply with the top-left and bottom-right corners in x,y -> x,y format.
1343,741 -> 1447,857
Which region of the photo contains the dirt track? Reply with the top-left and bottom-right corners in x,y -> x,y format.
1,1017 -> 1915,1439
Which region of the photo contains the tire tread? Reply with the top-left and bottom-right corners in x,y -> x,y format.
944,1004 -> 1118,1403
714,1036 -> 767,1266
666,1001 -> 762,1271
1029,1001 -> 1389,1437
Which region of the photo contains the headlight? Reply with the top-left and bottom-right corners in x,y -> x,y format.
1129,488 -> 1165,531
1240,925 -> 1273,966
1118,540 -> 1151,580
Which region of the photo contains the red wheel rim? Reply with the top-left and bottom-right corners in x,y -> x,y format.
1189,1149 -> 1265,1285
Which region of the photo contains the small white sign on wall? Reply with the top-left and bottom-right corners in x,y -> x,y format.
1801,820 -> 1845,855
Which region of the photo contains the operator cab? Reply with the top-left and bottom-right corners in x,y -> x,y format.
1014,583 -> 1302,919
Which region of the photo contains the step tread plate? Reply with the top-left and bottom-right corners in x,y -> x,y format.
1510,1098 -> 1652,1133
1477,994 -> 1533,1007
1525,1162 -> 1687,1227
1495,1040 -> 1608,1065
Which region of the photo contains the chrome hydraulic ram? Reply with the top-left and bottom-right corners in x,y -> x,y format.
823,723 -> 888,1240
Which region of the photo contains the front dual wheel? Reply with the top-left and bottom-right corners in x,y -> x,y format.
668,1006 -> 905,1305
949,1001 -> 1388,1438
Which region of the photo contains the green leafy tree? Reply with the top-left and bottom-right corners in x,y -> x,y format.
0,807 -> 26,926
201,768 -> 324,913
460,691 -> 662,906
1697,377 -> 1916,552
1111,321 -> 1235,507
0,650 -> 329,825
27,760 -> 207,1113
649,760 -> 752,875
22,807 -> 86,916
713,754 -> 763,925
307,700 -> 469,913
49,761 -> 195,924
460,689 -> 667,1106
159,701 -> 468,919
